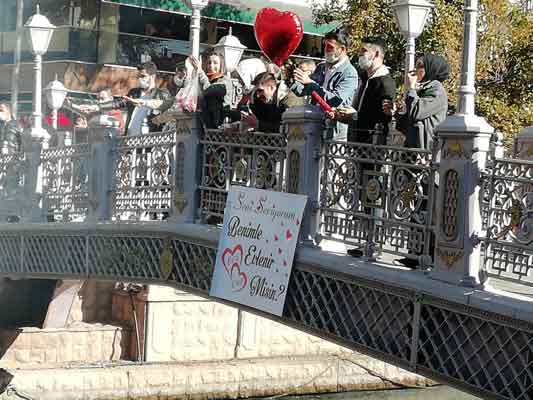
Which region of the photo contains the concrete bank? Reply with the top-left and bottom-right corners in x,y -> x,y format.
0,354 -> 433,400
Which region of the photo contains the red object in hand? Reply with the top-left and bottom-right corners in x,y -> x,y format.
311,91 -> 333,113
254,8 -> 304,66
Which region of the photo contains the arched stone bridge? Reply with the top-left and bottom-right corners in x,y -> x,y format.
0,221 -> 531,400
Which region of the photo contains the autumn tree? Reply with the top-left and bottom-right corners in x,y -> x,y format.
311,0 -> 533,145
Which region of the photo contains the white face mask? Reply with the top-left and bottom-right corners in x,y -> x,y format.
138,77 -> 151,89
358,54 -> 374,71
0,113 -> 6,121
173,75 -> 185,87
325,50 -> 341,64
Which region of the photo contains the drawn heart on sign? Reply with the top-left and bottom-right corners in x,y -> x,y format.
286,229 -> 293,240
230,264 -> 248,292
221,244 -> 243,274
274,234 -> 279,242
254,8 -> 304,66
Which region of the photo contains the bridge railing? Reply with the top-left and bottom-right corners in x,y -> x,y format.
2,106 -> 533,287
41,144 -> 90,222
0,152 -> 27,222
318,138 -> 437,264
481,157 -> 533,286
199,128 -> 287,221
112,131 -> 176,221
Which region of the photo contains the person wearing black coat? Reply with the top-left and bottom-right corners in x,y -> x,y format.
0,103 -> 22,153
334,37 -> 396,144
96,61 -> 171,136
332,37 -> 397,258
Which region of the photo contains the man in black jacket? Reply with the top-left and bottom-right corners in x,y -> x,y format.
0,103 -> 22,153
244,72 -> 289,133
86,62 -> 171,136
335,37 -> 396,144
333,37 -> 397,258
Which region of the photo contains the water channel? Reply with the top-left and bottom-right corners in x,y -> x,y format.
278,386 -> 480,400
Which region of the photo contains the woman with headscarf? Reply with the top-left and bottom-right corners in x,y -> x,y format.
397,53 -> 450,150
384,53 -> 450,269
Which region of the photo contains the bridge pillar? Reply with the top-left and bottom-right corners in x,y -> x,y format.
431,115 -> 493,287
282,105 -> 324,246
85,118 -> 118,222
169,112 -> 202,224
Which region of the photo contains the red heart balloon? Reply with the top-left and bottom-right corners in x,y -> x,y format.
254,8 -> 304,66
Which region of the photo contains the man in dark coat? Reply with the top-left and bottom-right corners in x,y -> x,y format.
93,61 -> 171,136
0,103 -> 22,153
245,72 -> 289,133
335,37 -> 396,144
333,37 -> 397,257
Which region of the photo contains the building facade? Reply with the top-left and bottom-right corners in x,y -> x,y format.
0,0 -> 329,115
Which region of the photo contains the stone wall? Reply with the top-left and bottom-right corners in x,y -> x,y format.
0,355 -> 432,400
142,286 -> 350,363
0,324 -> 130,368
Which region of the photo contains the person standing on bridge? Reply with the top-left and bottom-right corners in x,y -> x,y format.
384,52 -> 450,268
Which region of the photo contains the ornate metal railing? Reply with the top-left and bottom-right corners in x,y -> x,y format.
319,140 -> 437,265
0,152 -> 27,221
41,144 -> 90,222
482,158 -> 533,286
112,130 -> 176,221
199,129 -> 287,221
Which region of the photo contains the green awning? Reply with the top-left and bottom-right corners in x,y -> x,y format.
103,0 -> 336,35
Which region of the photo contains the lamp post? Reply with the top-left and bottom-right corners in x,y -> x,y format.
392,0 -> 433,82
25,5 -> 55,142
214,27 -> 246,73
44,75 -> 67,131
185,0 -> 209,59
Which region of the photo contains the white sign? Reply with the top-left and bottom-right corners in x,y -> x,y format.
210,187 -> 307,316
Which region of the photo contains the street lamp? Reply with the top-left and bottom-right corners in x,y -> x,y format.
185,0 -> 209,59
44,75 -> 67,131
25,5 -> 55,142
214,27 -> 246,73
392,0 -> 433,80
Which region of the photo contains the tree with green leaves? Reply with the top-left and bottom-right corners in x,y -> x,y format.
311,0 -> 533,145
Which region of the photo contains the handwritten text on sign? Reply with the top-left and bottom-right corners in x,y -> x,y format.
210,187 -> 307,316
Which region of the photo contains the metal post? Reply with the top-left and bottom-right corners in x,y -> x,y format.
405,37 -> 416,85
10,0 -> 24,120
457,0 -> 478,115
190,8 -> 202,59
51,109 -> 58,131
33,54 -> 43,133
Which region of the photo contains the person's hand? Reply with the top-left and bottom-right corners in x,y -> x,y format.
382,100 -> 394,117
293,68 -> 314,85
325,111 -> 336,120
335,106 -> 356,118
240,111 -> 258,129
406,70 -> 418,89
123,95 -> 144,107
187,56 -> 201,71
